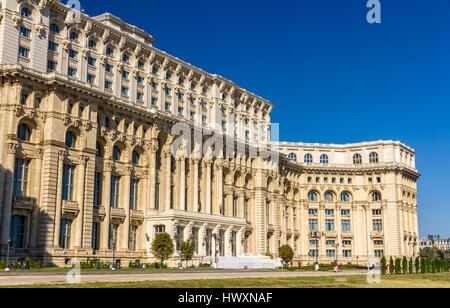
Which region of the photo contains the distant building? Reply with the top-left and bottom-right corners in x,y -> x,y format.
419,237 -> 450,251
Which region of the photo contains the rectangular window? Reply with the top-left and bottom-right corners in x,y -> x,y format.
374,250 -> 384,258
151,98 -> 157,106
87,74 -> 95,84
309,240 -> 318,245
309,219 -> 318,231
20,93 -> 28,105
137,92 -> 144,101
341,209 -> 350,216
47,60 -> 57,71
62,164 -> 75,201
308,250 -> 318,257
326,240 -> 335,246
155,183 -> 160,210
20,27 -> 31,38
165,103 -> 171,111
87,57 -> 96,66
155,225 -> 165,236
372,209 -> 382,216
373,219 -> 383,232
128,225 -> 137,251
325,219 -> 335,232
68,49 -> 78,59
121,87 -> 129,96
68,67 -> 77,77
342,240 -> 352,247
49,41 -> 58,52
326,250 -> 336,258
266,201 -> 270,224
108,224 -> 118,250
308,209 -> 318,216
13,159 -> 29,197
137,75 -> 143,84
92,222 -> 100,251
19,46 -> 30,58
342,219 -> 351,232
110,176 -> 120,208
130,179 -> 138,210
10,215 -> 26,249
59,219 -> 71,249
94,172 -> 102,206
325,209 -> 334,216
343,250 -> 352,258
151,82 -> 157,90
105,63 -> 112,73
105,80 -> 112,90
122,70 -> 129,79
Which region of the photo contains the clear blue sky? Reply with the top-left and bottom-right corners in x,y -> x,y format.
83,0 -> 450,238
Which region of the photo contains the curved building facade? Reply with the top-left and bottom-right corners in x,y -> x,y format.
0,0 -> 419,267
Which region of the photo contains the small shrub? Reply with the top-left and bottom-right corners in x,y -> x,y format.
431,259 -> 436,273
395,258 -> 401,274
380,256 -> 387,275
279,245 -> 294,265
415,257 -> 420,274
408,257 -> 413,274
420,257 -> 426,273
402,256 -> 408,274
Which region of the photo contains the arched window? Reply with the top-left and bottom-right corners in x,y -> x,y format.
370,152 -> 379,164
308,191 -> 318,202
353,154 -> 362,165
288,153 -> 297,162
372,192 -> 381,202
21,8 -> 31,17
106,47 -> 113,56
341,192 -> 350,202
132,151 -> 140,165
320,154 -> 329,164
69,32 -> 78,41
113,146 -> 121,161
122,53 -> 129,63
65,131 -> 76,148
50,24 -> 60,33
324,191 -> 334,202
304,154 -> 313,164
88,40 -> 96,49
17,124 -> 31,141
96,142 -> 104,158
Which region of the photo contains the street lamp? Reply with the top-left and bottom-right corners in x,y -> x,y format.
5,239 -> 11,272
111,233 -> 117,271
313,231 -> 323,271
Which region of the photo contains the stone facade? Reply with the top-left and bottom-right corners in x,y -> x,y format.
0,0 -> 420,267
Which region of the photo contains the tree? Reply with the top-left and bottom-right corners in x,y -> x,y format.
279,245 -> 294,265
181,241 -> 195,267
420,257 -> 426,274
415,257 -> 420,274
402,256 -> 408,274
380,256 -> 387,275
151,233 -> 174,264
389,256 -> 394,273
395,258 -> 401,274
408,257 -> 413,274
427,258 -> 432,273
431,259 -> 436,273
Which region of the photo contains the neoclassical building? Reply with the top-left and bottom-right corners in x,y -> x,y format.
0,0 -> 420,267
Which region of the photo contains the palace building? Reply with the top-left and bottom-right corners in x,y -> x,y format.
0,0 -> 420,267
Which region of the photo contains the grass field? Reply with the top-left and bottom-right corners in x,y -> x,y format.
6,273 -> 450,288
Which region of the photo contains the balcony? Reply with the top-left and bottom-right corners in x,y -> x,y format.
325,231 -> 337,238
13,196 -> 35,211
62,200 -> 79,218
371,231 -> 384,239
148,209 -> 246,227
110,207 -> 126,223
93,206 -> 106,221
130,210 -> 144,224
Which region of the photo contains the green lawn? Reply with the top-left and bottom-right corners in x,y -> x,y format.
6,273 -> 450,288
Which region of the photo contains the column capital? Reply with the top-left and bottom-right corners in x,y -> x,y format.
78,155 -> 90,165
104,160 -> 115,172
34,148 -> 44,159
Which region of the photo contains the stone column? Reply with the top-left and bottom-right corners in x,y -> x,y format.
237,227 -> 245,257
30,149 -> 44,248
225,226 -> 232,257
365,205 -> 372,264
121,167 -> 132,250
100,161 -> 113,250
206,161 -> 212,214
53,150 -> 66,247
216,162 -> 224,215
74,155 -> 89,248
0,143 -> 18,246
180,158 -> 186,211
163,150 -> 172,210
148,139 -> 158,210
174,158 -> 181,209
193,159 -> 199,212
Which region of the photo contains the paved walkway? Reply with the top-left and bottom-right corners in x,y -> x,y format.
0,270 -> 367,286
